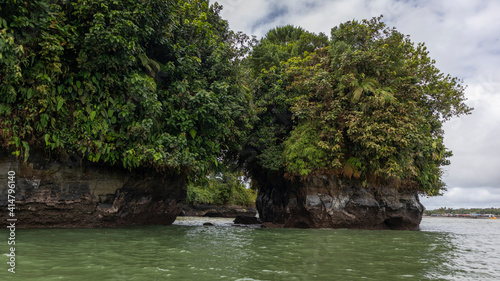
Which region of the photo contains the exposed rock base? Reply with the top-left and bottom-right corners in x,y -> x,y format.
0,150 -> 185,228
179,204 -> 257,218
233,215 -> 260,225
256,174 -> 424,230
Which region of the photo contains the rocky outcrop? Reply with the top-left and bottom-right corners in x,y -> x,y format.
233,215 -> 260,225
179,204 -> 257,218
256,173 -> 424,230
0,149 -> 186,228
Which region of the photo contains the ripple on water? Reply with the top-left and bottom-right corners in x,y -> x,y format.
0,217 -> 498,280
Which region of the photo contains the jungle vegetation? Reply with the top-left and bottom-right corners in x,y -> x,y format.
1,1 -> 471,199
243,18 -> 471,196
0,0 -> 252,175
186,168 -> 256,206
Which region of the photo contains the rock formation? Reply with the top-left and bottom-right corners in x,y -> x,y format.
256,172 -> 424,230
0,149 -> 185,228
1,148 -> 424,230
233,215 -> 260,225
179,204 -> 257,218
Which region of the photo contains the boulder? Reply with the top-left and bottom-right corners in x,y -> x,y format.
233,215 -> 260,225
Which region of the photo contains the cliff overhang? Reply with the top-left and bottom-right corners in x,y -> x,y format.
0,150 -> 185,228
256,173 -> 424,230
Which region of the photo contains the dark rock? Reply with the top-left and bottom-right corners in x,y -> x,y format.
204,211 -> 223,217
203,222 -> 214,226
0,149 -> 186,228
233,216 -> 260,225
179,204 -> 257,218
260,222 -> 285,229
255,172 -> 424,230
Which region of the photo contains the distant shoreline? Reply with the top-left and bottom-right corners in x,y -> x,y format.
423,215 -> 498,219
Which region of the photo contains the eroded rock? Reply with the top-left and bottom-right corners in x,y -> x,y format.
233,215 -> 260,225
0,149 -> 186,228
255,173 -> 424,230
179,204 -> 257,218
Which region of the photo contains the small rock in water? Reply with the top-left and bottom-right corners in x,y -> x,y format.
203,222 -> 214,226
233,216 -> 260,225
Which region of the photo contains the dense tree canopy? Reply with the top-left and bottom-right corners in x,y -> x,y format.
243,17 -> 471,195
240,25 -> 328,174
0,0 -> 250,173
1,3 -> 471,197
249,25 -> 328,74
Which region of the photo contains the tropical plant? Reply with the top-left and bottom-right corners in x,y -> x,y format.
240,26 -> 328,173
186,169 -> 256,206
244,17 -> 472,195
0,0 -> 251,175
249,25 -> 328,74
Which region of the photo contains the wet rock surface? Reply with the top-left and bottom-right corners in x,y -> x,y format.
179,204 -> 257,218
256,173 -> 424,230
0,149 -> 186,228
233,215 -> 260,225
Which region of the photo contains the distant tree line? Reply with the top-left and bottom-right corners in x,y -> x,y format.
425,207 -> 500,216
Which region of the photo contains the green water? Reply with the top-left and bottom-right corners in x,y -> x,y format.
1,217 -> 499,280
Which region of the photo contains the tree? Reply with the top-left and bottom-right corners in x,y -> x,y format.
250,25 -> 328,75
186,168 -> 256,206
0,0 -> 250,174
245,17 -> 472,195
238,25 -> 328,186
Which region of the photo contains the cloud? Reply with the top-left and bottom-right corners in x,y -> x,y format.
216,0 -> 500,208
420,187 -> 500,210
442,82 -> 500,189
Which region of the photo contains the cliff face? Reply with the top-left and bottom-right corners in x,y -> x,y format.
0,150 -> 185,228
256,173 -> 424,230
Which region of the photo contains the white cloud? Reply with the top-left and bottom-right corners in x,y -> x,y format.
215,0 -> 500,208
420,187 -> 500,210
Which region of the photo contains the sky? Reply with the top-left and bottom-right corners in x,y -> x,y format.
216,0 -> 500,210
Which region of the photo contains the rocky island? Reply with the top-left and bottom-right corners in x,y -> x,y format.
0,2 -> 470,230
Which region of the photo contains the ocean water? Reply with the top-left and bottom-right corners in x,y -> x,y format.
0,217 -> 498,280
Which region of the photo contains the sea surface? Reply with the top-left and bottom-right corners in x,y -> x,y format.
1,217 -> 499,280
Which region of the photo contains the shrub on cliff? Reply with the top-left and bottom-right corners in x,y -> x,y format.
243,17 -> 472,195
0,0 -> 251,174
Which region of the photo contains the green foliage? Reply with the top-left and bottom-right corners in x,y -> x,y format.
283,123 -> 329,177
244,17 -> 472,196
250,25 -> 328,75
186,170 -> 257,206
0,0 -> 251,174
241,26 -> 328,176
1,3 -> 472,201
